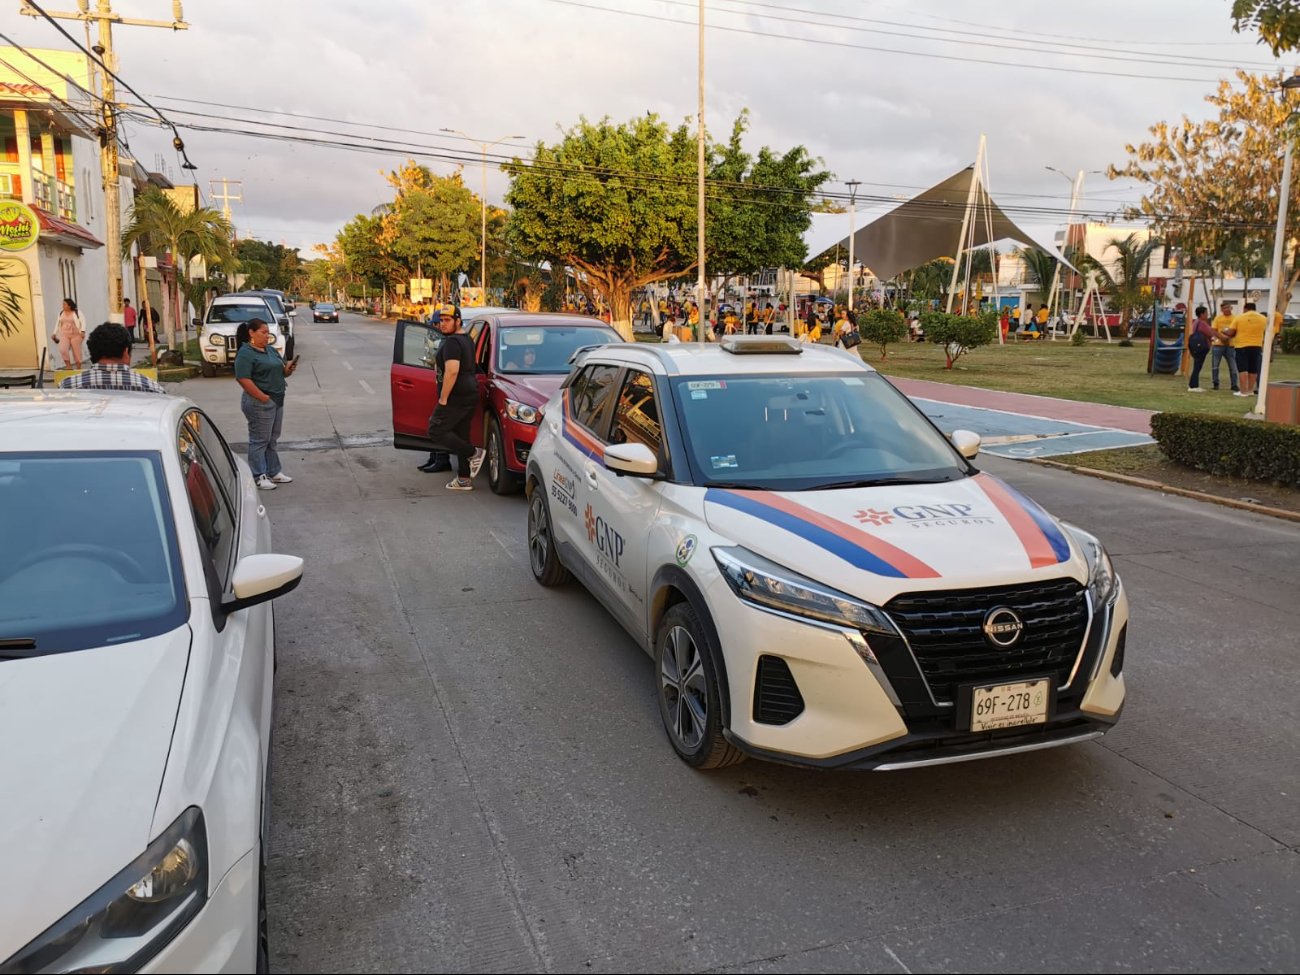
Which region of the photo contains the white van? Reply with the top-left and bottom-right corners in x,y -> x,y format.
197,295 -> 289,377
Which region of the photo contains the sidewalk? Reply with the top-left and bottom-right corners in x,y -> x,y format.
887,377 -> 1156,435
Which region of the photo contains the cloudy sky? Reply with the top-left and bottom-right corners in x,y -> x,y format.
8,0 -> 1285,255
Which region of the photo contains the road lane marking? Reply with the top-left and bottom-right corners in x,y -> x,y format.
358,379 -> 375,395
882,945 -> 912,974
342,361 -> 354,371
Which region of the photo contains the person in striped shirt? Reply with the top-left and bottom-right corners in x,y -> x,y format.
59,323 -> 166,395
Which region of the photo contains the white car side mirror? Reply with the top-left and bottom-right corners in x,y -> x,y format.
604,442 -> 659,477
224,553 -> 304,613
950,429 -> 981,459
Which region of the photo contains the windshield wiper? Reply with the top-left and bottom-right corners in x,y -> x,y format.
704,481 -> 770,490
809,475 -> 958,490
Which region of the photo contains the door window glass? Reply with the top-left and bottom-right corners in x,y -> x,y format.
399,322 -> 441,368
183,410 -> 240,514
569,364 -> 621,436
179,424 -> 237,584
610,370 -> 664,460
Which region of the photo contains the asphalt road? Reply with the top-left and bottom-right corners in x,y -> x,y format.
177,311 -> 1300,974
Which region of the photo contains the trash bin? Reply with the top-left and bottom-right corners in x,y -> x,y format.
1264,380 -> 1300,424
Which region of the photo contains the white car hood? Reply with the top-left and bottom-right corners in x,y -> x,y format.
0,627 -> 191,959
702,472 -> 1085,601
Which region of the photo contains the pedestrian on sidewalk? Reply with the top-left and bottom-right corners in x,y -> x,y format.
1186,305 -> 1214,392
1231,301 -> 1267,398
122,297 -> 137,341
427,305 -> 485,491
1211,301 -> 1239,392
54,298 -> 85,370
234,318 -> 298,491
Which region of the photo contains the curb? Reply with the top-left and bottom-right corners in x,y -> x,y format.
1031,459 -> 1300,524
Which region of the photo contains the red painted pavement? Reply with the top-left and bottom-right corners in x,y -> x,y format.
887,377 -> 1156,435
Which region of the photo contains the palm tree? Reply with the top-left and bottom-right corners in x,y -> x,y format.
1018,247 -> 1059,292
1082,232 -> 1161,333
0,261 -> 27,340
122,190 -> 233,356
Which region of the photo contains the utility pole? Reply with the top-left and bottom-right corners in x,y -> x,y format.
440,129 -> 523,301
845,179 -> 860,312
21,1 -> 188,317
697,0 -> 706,341
209,177 -> 242,224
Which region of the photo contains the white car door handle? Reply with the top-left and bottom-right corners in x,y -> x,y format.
257,504 -> 267,518
585,467 -> 599,489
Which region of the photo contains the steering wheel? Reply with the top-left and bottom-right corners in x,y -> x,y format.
2,544 -> 147,584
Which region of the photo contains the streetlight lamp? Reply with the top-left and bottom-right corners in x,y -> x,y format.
845,179 -> 860,312
1255,75 -> 1300,417
441,129 -> 525,299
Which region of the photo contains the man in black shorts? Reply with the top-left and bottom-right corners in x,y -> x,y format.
427,305 -> 485,490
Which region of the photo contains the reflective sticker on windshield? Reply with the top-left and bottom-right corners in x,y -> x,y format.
691,389 -> 708,400
687,380 -> 726,390
710,455 -> 739,469
840,376 -> 865,385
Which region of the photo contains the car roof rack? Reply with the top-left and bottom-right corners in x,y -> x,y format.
719,336 -> 803,355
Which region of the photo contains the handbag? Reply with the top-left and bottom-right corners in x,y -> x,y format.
841,328 -> 862,349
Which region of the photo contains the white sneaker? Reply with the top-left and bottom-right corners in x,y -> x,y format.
1188,387 -> 1205,393
446,477 -> 474,491
270,472 -> 294,483
1233,391 -> 1250,397
256,475 -> 277,491
469,448 -> 486,478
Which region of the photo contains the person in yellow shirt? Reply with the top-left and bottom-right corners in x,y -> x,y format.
1230,301 -> 1267,396
1035,303 -> 1050,335
1210,301 -> 1239,392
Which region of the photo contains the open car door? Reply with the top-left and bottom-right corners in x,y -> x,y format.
390,319 -> 441,451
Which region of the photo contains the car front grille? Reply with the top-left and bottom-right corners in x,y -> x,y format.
884,579 -> 1088,704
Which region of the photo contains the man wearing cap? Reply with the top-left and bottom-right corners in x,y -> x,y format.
417,305 -> 452,473
426,305 -> 485,490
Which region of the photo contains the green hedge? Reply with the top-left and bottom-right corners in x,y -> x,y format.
1280,327 -> 1300,354
1151,411 -> 1300,485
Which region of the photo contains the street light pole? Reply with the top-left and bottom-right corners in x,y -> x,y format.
440,129 -> 524,301
845,179 -> 860,312
1256,88 -> 1300,415
697,0 -> 707,341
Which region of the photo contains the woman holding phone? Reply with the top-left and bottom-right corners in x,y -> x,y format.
234,317 -> 298,491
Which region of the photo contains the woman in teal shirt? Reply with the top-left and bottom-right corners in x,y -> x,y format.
234,318 -> 298,490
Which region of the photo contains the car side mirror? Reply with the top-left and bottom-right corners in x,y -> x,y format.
950,429 -> 981,459
604,442 -> 659,477
222,553 -> 303,613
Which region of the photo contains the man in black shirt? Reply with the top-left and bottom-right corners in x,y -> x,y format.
426,305 -> 485,491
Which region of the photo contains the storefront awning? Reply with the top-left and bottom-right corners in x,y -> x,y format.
34,207 -> 103,250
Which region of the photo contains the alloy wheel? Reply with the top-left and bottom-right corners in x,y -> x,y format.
488,427 -> 501,487
660,625 -> 707,750
528,492 -> 549,576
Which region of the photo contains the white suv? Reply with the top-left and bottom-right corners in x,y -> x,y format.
524,337 -> 1127,771
197,295 -> 289,377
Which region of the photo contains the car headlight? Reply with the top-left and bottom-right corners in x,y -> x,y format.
713,546 -> 896,636
505,399 -> 540,425
1,808 -> 208,974
1063,523 -> 1119,608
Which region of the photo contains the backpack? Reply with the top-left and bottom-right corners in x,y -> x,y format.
1189,321 -> 1211,354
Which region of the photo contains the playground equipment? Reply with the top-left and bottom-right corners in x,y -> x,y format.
1147,308 -> 1186,375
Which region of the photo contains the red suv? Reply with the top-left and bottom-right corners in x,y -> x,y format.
391,310 -> 622,493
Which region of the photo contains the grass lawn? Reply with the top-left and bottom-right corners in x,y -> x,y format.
864,339 -> 1300,417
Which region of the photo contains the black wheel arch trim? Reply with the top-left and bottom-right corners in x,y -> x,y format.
649,565 -> 732,728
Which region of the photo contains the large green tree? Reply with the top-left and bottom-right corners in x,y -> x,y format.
1232,0 -> 1300,53
235,238 -> 300,291
1082,233 -> 1161,332
336,213 -> 399,291
505,112 -> 828,337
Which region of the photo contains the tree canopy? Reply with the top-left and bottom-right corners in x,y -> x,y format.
1232,0 -> 1300,54
1109,71 -> 1294,283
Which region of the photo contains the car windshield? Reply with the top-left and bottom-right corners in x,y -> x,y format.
255,294 -> 286,316
207,302 -> 271,324
0,452 -> 187,654
668,372 -> 971,491
317,303 -> 335,312
497,326 -> 619,374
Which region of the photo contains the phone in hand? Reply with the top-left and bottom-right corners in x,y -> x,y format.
292,355 -> 300,365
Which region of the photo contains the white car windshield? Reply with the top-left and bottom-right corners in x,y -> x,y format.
0,453 -> 187,654
668,372 -> 971,491
207,303 -> 271,324
498,326 -> 619,374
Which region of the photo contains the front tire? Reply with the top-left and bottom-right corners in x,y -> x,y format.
527,483 -> 570,586
655,602 -> 745,769
283,336 -> 295,360
486,417 -> 521,495
200,360 -> 216,378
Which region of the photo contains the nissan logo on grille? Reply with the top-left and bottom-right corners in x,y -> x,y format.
982,607 -> 1024,648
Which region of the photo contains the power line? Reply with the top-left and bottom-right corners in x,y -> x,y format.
542,0 -> 1229,84
697,0 -> 1278,70
21,0 -> 197,170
